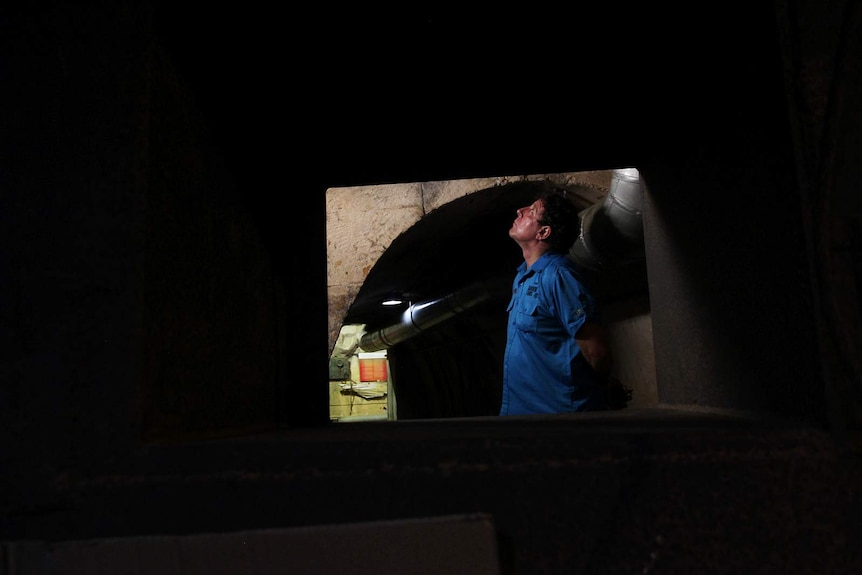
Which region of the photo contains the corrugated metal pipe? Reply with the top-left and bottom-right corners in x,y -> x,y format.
568,167 -> 645,270
358,278 -> 508,352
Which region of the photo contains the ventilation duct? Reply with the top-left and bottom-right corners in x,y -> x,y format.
358,278 -> 508,352
358,168 -> 645,351
569,167 -> 645,270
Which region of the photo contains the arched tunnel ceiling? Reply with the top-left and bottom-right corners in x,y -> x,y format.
341,178 -> 645,334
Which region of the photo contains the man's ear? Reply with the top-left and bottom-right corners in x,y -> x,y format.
537,225 -> 551,241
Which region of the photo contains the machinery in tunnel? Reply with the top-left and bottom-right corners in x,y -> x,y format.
329,169 -> 653,420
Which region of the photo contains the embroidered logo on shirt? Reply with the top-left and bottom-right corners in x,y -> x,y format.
526,285 -> 537,296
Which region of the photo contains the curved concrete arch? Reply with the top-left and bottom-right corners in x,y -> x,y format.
326,171 -> 616,354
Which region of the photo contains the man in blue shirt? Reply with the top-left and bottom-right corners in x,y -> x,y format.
500,188 -> 613,415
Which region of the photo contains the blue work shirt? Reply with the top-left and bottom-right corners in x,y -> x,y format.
500,252 -> 608,415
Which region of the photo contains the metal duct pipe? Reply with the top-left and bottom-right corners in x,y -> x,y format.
569,167 -> 645,270
359,278 -> 507,352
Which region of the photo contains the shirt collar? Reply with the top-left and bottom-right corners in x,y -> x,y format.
522,251 -> 563,274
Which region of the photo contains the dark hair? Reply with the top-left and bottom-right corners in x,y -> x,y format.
538,187 -> 579,253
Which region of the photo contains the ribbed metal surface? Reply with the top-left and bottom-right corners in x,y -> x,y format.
569,167 -> 645,270
359,279 -> 505,352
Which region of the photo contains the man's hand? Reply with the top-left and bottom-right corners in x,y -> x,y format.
575,322 -> 612,376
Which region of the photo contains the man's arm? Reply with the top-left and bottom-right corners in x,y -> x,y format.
577,322 -> 631,409
575,322 -> 612,378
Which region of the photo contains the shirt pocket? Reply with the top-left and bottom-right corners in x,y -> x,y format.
513,298 -> 539,333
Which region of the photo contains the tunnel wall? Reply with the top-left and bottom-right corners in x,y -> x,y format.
641,158 -> 824,422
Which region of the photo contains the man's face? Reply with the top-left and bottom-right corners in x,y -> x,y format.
509,199 -> 547,243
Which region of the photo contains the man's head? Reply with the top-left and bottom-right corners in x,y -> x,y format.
509,186 -> 579,255
536,187 -> 579,253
